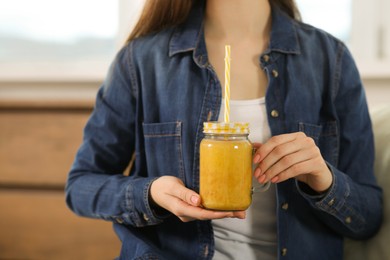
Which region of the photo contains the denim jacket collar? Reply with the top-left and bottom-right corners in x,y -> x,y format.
268,5 -> 301,55
169,0 -> 301,60
169,0 -> 207,67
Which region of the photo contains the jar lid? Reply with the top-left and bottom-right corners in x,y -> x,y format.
203,121 -> 250,134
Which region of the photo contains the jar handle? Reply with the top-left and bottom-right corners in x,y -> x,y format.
252,181 -> 271,193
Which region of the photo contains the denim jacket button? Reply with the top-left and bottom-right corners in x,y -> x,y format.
281,248 -> 288,256
143,213 -> 150,222
281,203 -> 289,210
207,111 -> 213,121
115,217 -> 124,224
203,245 -> 209,257
271,110 -> 279,118
263,55 -> 270,62
272,69 -> 279,78
345,216 -> 352,224
328,198 -> 335,206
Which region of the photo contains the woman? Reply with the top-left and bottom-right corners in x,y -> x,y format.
65,0 -> 383,259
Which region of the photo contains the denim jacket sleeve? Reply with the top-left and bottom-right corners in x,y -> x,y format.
65,44 -> 165,227
297,45 -> 383,239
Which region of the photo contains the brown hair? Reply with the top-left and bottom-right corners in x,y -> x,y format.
275,0 -> 301,21
127,0 -> 300,42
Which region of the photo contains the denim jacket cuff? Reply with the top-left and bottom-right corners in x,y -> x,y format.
295,162 -> 334,200
123,177 -> 167,227
298,163 -> 365,232
297,162 -> 340,203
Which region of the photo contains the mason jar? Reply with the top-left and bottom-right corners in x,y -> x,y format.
199,122 -> 252,211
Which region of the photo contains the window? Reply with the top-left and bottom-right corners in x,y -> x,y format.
349,0 -> 390,77
297,0 -> 352,44
296,0 -> 390,78
0,0 -> 145,81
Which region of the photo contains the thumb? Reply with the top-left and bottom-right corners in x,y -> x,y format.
189,194 -> 201,206
173,183 -> 201,206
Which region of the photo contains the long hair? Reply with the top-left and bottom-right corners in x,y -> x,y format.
126,0 -> 301,42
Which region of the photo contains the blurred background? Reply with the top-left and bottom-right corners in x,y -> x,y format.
0,0 -> 389,259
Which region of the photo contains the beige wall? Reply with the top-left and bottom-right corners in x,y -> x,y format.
364,79 -> 390,109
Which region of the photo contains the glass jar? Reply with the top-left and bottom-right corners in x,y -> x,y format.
199,122 -> 252,211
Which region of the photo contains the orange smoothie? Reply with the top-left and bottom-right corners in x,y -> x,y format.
200,133 -> 252,211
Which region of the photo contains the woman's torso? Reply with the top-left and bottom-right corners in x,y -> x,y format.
112,3 -> 362,259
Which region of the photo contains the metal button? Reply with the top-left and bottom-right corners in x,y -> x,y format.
271,110 -> 279,118
345,217 -> 352,224
203,245 -> 209,257
263,55 -> 270,62
143,213 -> 150,222
328,198 -> 335,206
281,203 -> 289,210
115,217 -> 124,224
281,248 -> 288,256
272,69 -> 279,78
207,111 -> 213,121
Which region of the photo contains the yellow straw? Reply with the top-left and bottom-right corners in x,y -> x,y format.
224,45 -> 231,123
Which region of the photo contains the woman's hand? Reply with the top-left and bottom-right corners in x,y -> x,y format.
150,176 -> 245,222
253,132 -> 333,193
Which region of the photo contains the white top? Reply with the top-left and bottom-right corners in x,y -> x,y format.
213,97 -> 277,260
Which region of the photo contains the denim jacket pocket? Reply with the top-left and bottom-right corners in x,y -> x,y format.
298,121 -> 339,166
142,121 -> 185,181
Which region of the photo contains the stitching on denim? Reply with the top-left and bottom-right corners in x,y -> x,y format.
332,41 -> 345,102
125,182 -> 132,212
176,122 -> 186,182
127,41 -> 139,98
143,122 -> 182,136
125,182 -> 138,226
142,179 -> 150,225
144,133 -> 181,138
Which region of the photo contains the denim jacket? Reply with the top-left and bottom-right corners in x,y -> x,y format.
66,1 -> 383,259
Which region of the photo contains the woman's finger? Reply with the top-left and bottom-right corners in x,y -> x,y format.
259,137 -> 318,182
174,200 -> 246,222
150,176 -> 246,222
252,132 -> 332,192
253,133 -> 302,164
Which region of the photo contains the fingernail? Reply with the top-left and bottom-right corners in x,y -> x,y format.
253,154 -> 260,163
271,176 -> 279,183
259,174 -> 266,183
191,195 -> 199,205
254,168 -> 261,178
